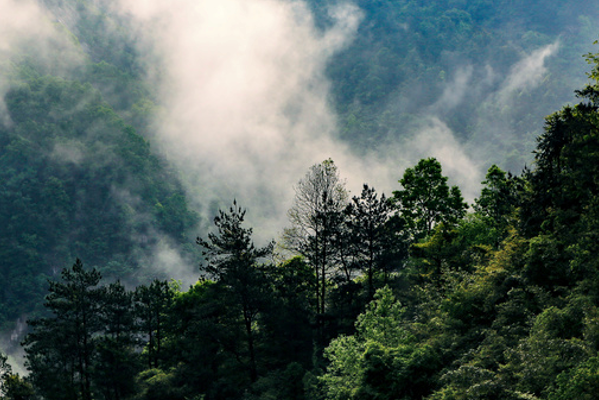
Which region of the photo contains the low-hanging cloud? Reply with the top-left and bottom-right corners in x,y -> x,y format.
402,40 -> 563,189
105,0 -> 580,254
0,0 -> 48,126
0,0 -> 588,296
1,0 -> 571,246
431,65 -> 475,115
0,0 -> 83,67
0,0 -> 47,52
112,0 -> 408,242
468,40 -> 561,171
401,117 -> 482,201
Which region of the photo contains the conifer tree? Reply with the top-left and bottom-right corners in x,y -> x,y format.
197,201 -> 274,383
134,279 -> 173,370
345,184 -> 406,297
24,259 -> 103,400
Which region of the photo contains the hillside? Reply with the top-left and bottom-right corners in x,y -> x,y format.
6,60 -> 599,398
311,0 -> 599,170
1,1 -> 599,397
0,0 -> 199,328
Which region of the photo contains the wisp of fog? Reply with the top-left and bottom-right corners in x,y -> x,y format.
111,0 -> 574,243
0,0 -> 585,280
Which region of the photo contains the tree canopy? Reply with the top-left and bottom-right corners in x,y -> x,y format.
5,1 -> 599,400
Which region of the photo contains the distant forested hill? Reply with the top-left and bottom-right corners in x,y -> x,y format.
0,72 -> 200,323
0,0 -> 199,327
308,0 -> 599,170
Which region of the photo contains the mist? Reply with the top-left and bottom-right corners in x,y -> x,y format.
0,0 -> 596,375
112,0 -> 402,243
415,41 -> 562,196
0,0 -> 82,373
0,0 -> 589,266
111,0 -> 594,246
1,0 -> 594,380
0,0 -> 594,298
0,0 -> 50,126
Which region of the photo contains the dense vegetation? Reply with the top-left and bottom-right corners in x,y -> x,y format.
3,0 -> 599,399
0,70 -> 199,327
0,0 -> 593,325
4,58 -> 599,397
0,0 -> 199,327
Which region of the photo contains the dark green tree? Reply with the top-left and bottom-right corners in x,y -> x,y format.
549,356 -> 599,400
24,259 -> 103,400
94,281 -> 139,400
474,165 -> 520,236
517,52 -> 599,289
344,184 -> 407,298
158,280 -> 241,400
134,280 -> 174,370
262,257 -> 315,369
0,351 -> 35,400
197,201 -> 274,384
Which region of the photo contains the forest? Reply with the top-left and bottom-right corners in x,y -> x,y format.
2,0 -> 599,399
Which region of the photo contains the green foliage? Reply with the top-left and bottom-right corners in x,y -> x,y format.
198,201 -> 273,282
22,261 -> 179,400
0,72 -> 198,324
474,165 -> 522,242
249,362 -> 307,400
261,257 -> 315,370
549,356 -> 599,400
198,202 -> 274,384
392,158 -> 468,241
161,280 -> 245,399
10,2 -> 599,400
134,280 -> 174,370
312,0 -> 597,171
0,370 -> 36,400
321,287 -> 440,400
344,185 -> 407,297
502,313 -> 587,397
133,368 -> 185,400
24,260 -> 104,400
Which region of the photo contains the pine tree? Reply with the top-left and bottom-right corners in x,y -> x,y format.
197,201 -> 273,383
24,259 -> 103,400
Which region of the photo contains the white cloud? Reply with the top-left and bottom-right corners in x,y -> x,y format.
432,65 -> 474,113
146,239 -> 198,287
0,0 -> 50,126
112,0 -> 386,241
498,41 -> 560,105
0,0 -> 84,126
0,0 -> 48,52
401,117 -> 482,202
